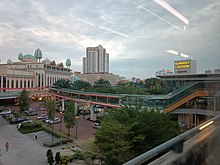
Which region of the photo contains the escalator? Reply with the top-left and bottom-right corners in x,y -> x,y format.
164,90 -> 209,113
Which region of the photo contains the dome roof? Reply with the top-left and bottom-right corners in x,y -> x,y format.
23,54 -> 35,59
7,59 -> 12,64
72,75 -> 80,82
34,48 -> 42,59
18,53 -> 23,61
66,58 -> 71,66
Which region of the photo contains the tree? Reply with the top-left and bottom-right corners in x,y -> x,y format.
47,149 -> 54,165
53,79 -> 71,88
55,152 -> 61,164
73,80 -> 92,91
94,78 -> 111,88
19,89 -> 30,114
64,101 -> 76,138
94,106 -> 180,164
45,99 -> 56,141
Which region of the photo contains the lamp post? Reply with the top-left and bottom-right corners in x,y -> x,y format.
75,116 -> 79,139
60,111 -> 63,131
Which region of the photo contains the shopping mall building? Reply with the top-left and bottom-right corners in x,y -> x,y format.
0,49 -> 72,91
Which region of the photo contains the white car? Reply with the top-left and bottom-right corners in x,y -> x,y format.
0,109 -> 12,115
93,123 -> 101,129
45,117 -> 61,124
37,114 -> 48,120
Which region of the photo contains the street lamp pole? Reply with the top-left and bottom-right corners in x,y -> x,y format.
60,111 -> 63,131
75,116 -> 79,139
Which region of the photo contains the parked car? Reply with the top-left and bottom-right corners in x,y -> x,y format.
39,106 -> 45,111
3,113 -> 15,121
0,109 -> 12,115
37,114 -> 48,120
10,117 -> 27,124
26,111 -> 38,116
45,117 -> 61,124
25,107 -> 38,116
93,123 -> 101,129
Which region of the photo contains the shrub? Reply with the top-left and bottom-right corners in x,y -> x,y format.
43,138 -> 68,147
42,124 -> 66,138
55,152 -> 61,164
18,121 -> 43,134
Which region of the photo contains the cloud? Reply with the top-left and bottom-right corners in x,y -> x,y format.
0,0 -> 219,79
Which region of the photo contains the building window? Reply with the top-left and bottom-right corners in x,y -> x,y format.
16,80 -> 18,88
24,80 -> 26,88
38,74 -> 40,87
20,80 -> 23,88
42,74 -> 44,87
11,80 -> 14,88
31,81 -> 34,88
28,81 -> 30,88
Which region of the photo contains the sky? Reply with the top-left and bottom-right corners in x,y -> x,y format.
0,0 -> 219,79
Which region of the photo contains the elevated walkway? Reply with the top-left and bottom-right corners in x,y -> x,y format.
164,90 -> 209,113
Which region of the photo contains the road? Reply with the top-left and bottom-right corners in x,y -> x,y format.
30,101 -> 97,140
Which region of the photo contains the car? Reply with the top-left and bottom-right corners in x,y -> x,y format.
21,120 -> 34,124
10,117 -> 27,124
26,111 -> 38,116
45,117 -> 61,124
39,106 -> 45,111
92,123 -> 101,129
0,109 -> 12,115
37,114 -> 48,120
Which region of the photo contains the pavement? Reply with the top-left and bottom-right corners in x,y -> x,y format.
0,103 -> 98,165
0,116 -> 76,165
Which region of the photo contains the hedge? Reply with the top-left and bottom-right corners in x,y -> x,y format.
43,138 -> 68,147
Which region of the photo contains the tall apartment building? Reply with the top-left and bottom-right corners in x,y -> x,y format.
83,45 -> 109,74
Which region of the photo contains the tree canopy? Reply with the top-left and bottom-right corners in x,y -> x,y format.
64,101 -> 76,137
93,78 -> 111,88
19,89 -> 30,114
94,107 -> 180,164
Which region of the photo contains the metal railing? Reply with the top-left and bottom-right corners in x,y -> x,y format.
123,114 -> 220,165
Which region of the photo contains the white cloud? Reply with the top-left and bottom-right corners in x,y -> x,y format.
0,0 -> 219,79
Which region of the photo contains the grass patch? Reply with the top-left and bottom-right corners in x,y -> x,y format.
18,121 -> 43,134
42,123 -> 67,138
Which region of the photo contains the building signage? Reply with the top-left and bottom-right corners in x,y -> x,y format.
174,61 -> 190,69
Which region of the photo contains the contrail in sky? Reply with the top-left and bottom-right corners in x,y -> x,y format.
77,18 -> 129,38
131,1 -> 183,31
99,26 -> 130,38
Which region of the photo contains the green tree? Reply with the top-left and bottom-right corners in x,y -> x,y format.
72,80 -> 92,91
19,89 -> 30,114
45,99 -> 56,141
94,106 -> 180,164
53,79 -> 71,88
64,101 -> 76,138
94,78 -> 111,88
47,149 -> 54,165
55,152 -> 61,164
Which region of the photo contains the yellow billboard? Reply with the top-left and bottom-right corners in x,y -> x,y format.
174,61 -> 190,69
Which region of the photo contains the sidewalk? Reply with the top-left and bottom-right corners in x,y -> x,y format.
0,117 -> 48,165
0,116 -> 86,165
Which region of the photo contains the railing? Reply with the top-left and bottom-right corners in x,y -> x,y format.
123,114 -> 220,165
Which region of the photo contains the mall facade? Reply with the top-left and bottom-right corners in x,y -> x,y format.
0,49 -> 72,91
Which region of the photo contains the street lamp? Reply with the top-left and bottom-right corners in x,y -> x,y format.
60,111 -> 63,131
75,116 -> 80,139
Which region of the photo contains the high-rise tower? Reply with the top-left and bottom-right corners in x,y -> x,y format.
83,45 -> 109,74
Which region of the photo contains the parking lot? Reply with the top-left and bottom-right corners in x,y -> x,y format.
1,101 -> 97,140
